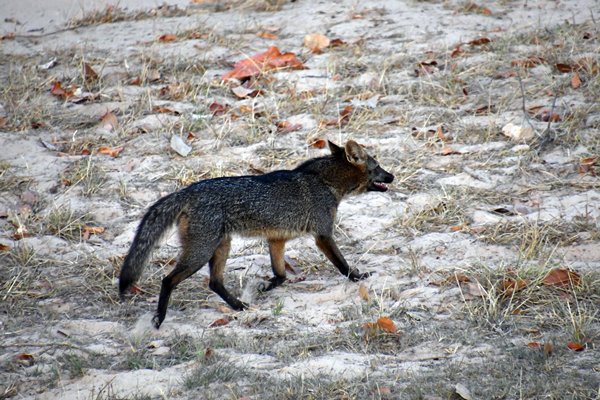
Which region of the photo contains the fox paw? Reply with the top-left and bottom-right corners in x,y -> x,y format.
151,315 -> 163,330
349,271 -> 372,282
228,299 -> 249,311
257,276 -> 286,292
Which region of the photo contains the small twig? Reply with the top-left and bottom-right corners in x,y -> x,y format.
14,27 -> 76,39
545,90 -> 559,135
516,71 -> 536,133
536,85 -> 560,152
0,341 -> 94,354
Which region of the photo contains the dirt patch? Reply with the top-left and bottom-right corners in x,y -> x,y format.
1,0 -> 599,399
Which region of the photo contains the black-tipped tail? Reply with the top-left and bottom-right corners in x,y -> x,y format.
119,191 -> 186,297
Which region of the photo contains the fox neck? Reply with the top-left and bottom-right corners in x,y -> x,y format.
297,156 -> 363,202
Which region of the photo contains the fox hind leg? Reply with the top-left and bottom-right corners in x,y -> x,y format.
259,239 -> 287,292
153,215 -> 220,329
154,251 -> 212,329
208,236 -> 248,311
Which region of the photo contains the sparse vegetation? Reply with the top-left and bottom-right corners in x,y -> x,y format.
45,206 -> 91,241
1,0 -> 599,399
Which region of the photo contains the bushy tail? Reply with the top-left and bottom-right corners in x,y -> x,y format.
119,191 -> 187,297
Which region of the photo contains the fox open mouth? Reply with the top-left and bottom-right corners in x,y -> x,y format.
372,181 -> 389,191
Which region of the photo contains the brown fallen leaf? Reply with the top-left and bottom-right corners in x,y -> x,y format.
338,105 -> 353,122
567,342 -> 585,351
84,226 -> 105,235
238,105 -> 254,114
498,278 -> 527,296
527,342 -> 541,348
231,85 -> 262,99
209,102 -> 229,116
98,146 -> 124,158
82,225 -> 105,241
571,72 -> 582,89
436,126 -> 450,142
0,243 -> 11,251
257,31 -> 278,40
540,111 -> 561,122
468,37 -> 491,46
152,105 -> 180,115
222,46 -> 305,81
276,120 -> 302,134
50,81 -> 76,100
309,139 -> 327,149
204,347 -> 214,359
329,38 -> 346,47
471,104 -> 495,114
208,316 -> 231,328
450,46 -> 463,58
158,33 -> 177,42
99,111 -> 118,131
304,32 -> 330,53
83,62 -> 99,84
441,146 -> 461,155
543,342 -> 554,356
320,105 -> 353,127
542,268 -> 581,287
376,317 -> 397,334
578,156 -> 597,175
128,76 -> 142,85
14,353 -> 34,366
555,63 -> 574,73
453,273 -> 471,284
450,224 -> 465,232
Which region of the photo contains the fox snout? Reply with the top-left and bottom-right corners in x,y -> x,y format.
368,166 -> 394,192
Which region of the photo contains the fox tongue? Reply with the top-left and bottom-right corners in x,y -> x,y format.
374,182 -> 388,190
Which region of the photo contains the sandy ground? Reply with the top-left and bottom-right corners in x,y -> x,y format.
1,0 -> 600,399
1,0 -> 190,33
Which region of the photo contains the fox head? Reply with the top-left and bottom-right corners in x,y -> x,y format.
328,140 -> 394,194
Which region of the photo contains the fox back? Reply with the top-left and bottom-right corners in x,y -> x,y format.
180,140 -> 391,239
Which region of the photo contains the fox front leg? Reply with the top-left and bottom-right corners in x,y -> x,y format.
258,239 -> 288,292
315,235 -> 372,281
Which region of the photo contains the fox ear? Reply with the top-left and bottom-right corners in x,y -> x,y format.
328,140 -> 344,156
344,140 -> 367,166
